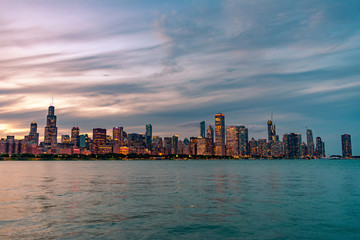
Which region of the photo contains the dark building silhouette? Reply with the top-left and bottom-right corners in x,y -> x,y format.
267,119 -> 276,142
341,134 -> 352,158
71,126 -> 80,147
306,129 -> 314,157
239,126 -> 248,156
315,137 -> 325,158
200,121 -> 205,138
283,133 -> 302,158
145,124 -> 152,149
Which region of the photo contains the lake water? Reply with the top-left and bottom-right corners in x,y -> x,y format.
1,160 -> 360,239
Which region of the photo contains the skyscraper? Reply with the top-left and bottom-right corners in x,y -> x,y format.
239,126 -> 248,157
306,129 -> 314,157
145,124 -> 152,149
28,122 -> 39,146
172,134 -> 179,154
315,137 -> 325,158
226,126 -> 239,156
113,127 -> 124,146
200,121 -> 205,138
215,113 -> 225,156
44,105 -> 58,146
341,134 -> 352,158
93,128 -> 106,153
71,126 -> 80,147
267,119 -> 276,142
283,133 -> 302,158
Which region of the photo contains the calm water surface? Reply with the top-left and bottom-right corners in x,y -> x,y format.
1,160 -> 360,239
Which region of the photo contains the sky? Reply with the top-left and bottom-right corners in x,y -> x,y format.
0,0 -> 359,155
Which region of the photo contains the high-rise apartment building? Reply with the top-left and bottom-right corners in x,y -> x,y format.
239,126 -> 248,157
44,106 -> 58,146
200,121 -> 205,138
341,134 -> 352,158
215,113 -> 225,156
267,119 -> 276,142
71,126 -> 80,147
113,127 -> 124,146
207,124 -> 214,142
306,129 -> 314,157
283,133 -> 302,158
172,135 -> 179,154
145,124 -> 152,149
93,128 -> 106,153
226,126 -> 239,156
26,122 -> 39,146
315,137 -> 325,158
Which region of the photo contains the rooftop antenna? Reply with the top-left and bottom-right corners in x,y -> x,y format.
50,96 -> 54,106
271,113 -> 273,121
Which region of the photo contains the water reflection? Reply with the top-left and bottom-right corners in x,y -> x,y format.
1,160 -> 360,239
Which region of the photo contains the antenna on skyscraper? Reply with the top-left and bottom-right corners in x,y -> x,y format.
50,96 -> 54,106
271,113 -> 273,121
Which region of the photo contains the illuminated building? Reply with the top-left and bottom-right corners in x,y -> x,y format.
44,106 -> 58,146
267,119 -> 276,142
341,134 -> 352,158
315,137 -> 325,158
26,122 -> 39,146
172,135 -> 179,154
215,113 -> 225,156
249,138 -> 258,157
306,129 -> 314,157
207,124 -> 214,142
152,136 -> 163,155
93,128 -> 106,153
127,133 -> 145,147
258,138 -> 268,157
200,121 -> 205,138
239,126 -> 248,157
113,127 -> 124,146
190,137 -> 197,155
71,126 -> 80,147
145,124 -> 152,149
283,133 -> 302,158
226,126 -> 239,156
61,135 -> 70,144
197,137 -> 211,155
79,134 -> 89,149
98,145 -> 112,154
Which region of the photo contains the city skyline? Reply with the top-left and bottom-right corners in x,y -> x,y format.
0,105 -> 356,157
0,1 -> 359,155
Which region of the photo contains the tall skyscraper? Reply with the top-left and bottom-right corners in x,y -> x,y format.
93,128 -> 106,153
226,126 -> 239,156
306,129 -> 314,157
71,126 -> 80,147
341,134 -> 352,158
267,119 -> 276,142
207,125 -> 214,142
145,124 -> 152,149
239,126 -> 248,157
79,134 -> 89,149
172,135 -> 179,154
283,133 -> 302,158
200,121 -> 205,138
215,113 -> 225,156
28,122 -> 39,146
44,105 -> 58,146
315,137 -> 325,158
113,127 -> 124,146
